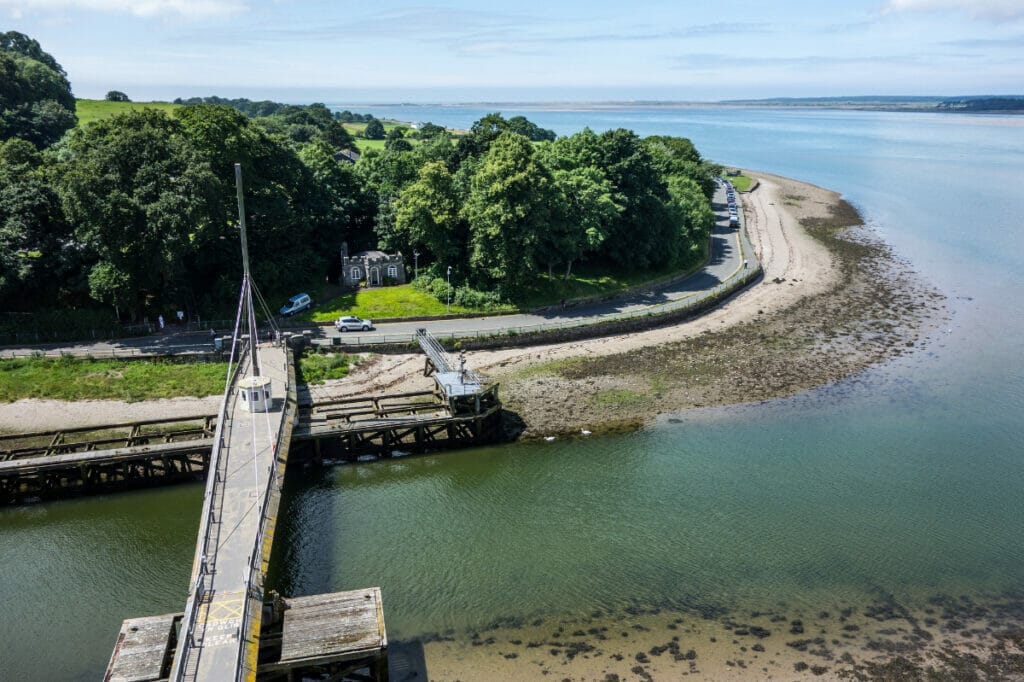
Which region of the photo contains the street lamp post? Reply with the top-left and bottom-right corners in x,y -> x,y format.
446,265 -> 452,313
413,249 -> 420,280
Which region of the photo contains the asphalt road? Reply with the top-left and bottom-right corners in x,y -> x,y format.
0,183 -> 745,357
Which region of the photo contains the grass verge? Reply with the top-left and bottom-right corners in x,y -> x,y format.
0,356 -> 228,402
729,174 -> 755,192
517,261 -> 703,309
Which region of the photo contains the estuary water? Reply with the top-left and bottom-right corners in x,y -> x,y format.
1,106 -> 1023,679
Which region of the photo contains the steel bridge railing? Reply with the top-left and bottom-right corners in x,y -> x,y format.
169,352 -> 246,681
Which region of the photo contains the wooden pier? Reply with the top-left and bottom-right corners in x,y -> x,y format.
0,414 -> 219,504
0,414 -> 216,459
0,438 -> 214,504
1,334 -> 504,504
293,383 -> 502,462
105,589 -> 388,682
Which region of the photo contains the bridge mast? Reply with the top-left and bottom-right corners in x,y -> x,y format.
234,163 -> 260,377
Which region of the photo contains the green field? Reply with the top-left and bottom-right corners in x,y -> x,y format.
75,99 -> 182,126
342,121 -> 418,153
0,356 -> 228,402
302,257 -> 704,322
306,284 -> 503,321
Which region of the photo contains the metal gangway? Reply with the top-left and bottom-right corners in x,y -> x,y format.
415,327 -> 479,382
413,327 -> 485,411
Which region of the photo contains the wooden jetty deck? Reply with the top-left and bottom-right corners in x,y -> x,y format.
0,438 -> 213,502
0,414 -> 216,460
292,383 -> 502,461
105,589 -> 387,682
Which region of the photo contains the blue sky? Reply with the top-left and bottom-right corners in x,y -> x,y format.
3,0 -> 1022,103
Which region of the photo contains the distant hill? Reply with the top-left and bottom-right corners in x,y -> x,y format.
718,95 -> 1024,113
937,97 -> 1024,112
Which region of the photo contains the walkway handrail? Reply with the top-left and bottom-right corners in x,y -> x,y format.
234,344 -> 295,682
170,349 -> 247,681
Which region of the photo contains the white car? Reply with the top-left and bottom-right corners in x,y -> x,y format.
335,315 -> 373,332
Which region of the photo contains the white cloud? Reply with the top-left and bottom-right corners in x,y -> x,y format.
0,0 -> 245,19
883,0 -> 1024,21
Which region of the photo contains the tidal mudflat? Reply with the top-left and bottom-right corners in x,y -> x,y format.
405,591 -> 1024,680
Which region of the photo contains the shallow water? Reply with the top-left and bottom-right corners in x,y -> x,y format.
2,106 -> 1023,679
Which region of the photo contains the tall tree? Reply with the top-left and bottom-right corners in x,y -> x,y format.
175,104 -> 325,302
0,41 -> 75,146
0,138 -> 76,308
355,147 -> 421,250
0,32 -> 76,147
394,160 -> 464,266
644,135 -> 719,199
464,132 -> 555,295
363,118 -> 385,139
56,109 -> 217,319
539,166 -> 619,278
666,174 -> 715,266
298,139 -> 369,281
595,128 -> 675,270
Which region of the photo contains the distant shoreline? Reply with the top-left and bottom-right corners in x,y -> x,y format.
325,98 -> 1024,115
82,96 -> 1024,116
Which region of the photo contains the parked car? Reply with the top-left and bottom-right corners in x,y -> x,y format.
279,293 -> 311,316
335,315 -> 374,332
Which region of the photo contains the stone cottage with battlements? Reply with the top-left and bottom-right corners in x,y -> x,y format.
340,243 -> 406,287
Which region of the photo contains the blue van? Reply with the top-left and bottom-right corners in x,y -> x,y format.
279,293 -> 311,316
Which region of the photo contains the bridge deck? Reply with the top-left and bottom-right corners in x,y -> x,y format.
173,343 -> 291,681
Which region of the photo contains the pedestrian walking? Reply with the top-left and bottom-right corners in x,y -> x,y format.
743,259 -> 749,269
158,314 -> 164,330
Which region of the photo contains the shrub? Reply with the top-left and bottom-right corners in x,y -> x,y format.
412,276 -> 506,311
297,351 -> 357,385
454,286 -> 502,309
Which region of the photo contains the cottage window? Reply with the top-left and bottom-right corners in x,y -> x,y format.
350,267 -> 361,281
387,265 -> 398,278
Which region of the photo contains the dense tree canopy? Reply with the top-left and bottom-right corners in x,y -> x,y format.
0,31 -> 76,147
56,109 -> 217,317
0,138 -> 75,305
394,160 -> 463,266
0,32 -> 722,323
